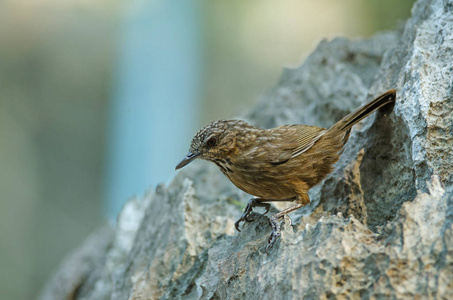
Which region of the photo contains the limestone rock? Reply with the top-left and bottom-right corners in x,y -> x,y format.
40,0 -> 453,299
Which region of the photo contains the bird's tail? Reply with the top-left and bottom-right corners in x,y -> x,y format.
328,89 -> 396,134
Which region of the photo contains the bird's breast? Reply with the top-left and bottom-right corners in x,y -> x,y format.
213,157 -> 297,200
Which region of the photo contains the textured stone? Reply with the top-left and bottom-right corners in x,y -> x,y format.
40,0 -> 453,299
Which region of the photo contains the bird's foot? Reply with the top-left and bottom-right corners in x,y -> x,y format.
234,198 -> 270,232
266,215 -> 281,253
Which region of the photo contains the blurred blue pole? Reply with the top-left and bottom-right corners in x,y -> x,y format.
105,0 -> 202,219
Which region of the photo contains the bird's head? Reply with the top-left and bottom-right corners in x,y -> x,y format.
175,119 -> 252,170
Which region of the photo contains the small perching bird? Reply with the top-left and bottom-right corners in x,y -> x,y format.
176,89 -> 396,252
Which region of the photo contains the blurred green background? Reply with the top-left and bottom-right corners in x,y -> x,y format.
0,0 -> 414,299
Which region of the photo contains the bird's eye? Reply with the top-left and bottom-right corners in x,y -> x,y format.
207,137 -> 217,147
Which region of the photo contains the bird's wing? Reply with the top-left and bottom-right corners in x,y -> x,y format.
267,125 -> 327,165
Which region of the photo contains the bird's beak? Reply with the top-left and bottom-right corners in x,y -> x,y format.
175,151 -> 200,170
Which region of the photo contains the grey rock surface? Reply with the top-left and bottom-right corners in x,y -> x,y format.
40,0 -> 453,299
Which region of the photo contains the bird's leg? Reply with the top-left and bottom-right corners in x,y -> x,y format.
235,198 -> 269,231
266,203 -> 304,253
267,193 -> 310,253
245,201 -> 270,222
234,197 -> 296,232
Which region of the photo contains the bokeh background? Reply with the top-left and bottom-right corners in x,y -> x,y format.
0,0 -> 414,299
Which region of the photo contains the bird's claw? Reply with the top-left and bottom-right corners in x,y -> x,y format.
262,204 -> 270,215
235,198 -> 272,231
266,215 -> 281,253
234,219 -> 243,232
234,199 -> 256,231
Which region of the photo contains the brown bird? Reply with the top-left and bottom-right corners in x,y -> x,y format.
176,89 -> 396,252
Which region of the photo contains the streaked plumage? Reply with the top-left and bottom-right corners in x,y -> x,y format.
176,89 -> 396,251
